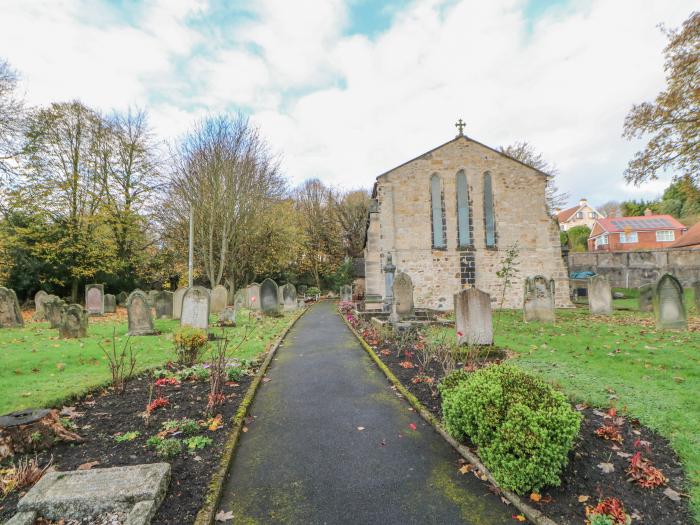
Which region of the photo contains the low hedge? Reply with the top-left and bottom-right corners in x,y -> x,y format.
440,364 -> 581,494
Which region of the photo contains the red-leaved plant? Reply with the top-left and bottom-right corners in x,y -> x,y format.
627,451 -> 667,488
585,498 -> 631,525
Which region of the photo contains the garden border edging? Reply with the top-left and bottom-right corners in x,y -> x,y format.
193,307 -> 308,525
339,311 -> 559,525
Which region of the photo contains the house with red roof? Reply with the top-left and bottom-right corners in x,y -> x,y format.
588,211 -> 688,251
668,221 -> 700,249
555,198 -> 604,231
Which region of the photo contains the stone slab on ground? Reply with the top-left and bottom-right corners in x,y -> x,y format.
15,463 -> 170,524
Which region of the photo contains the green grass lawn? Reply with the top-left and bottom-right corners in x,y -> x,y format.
431,289 -> 700,518
0,308 -> 296,414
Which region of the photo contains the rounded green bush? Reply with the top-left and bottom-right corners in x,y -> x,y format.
441,364 -> 581,494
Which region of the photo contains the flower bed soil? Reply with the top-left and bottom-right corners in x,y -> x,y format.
350,317 -> 693,525
0,366 -> 256,525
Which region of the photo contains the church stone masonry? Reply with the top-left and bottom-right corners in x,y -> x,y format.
364,130 -> 572,310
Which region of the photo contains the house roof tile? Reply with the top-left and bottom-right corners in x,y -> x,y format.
595,215 -> 686,234
668,221 -> 700,248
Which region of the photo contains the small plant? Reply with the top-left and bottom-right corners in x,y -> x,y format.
585,498 -> 632,525
146,435 -> 163,447
60,417 -> 77,432
172,327 -> 208,366
184,435 -> 213,451
147,396 -> 169,413
177,365 -> 210,382
0,456 -> 53,498
226,366 -> 245,382
307,286 -> 321,297
30,431 -> 42,443
626,452 -> 667,488
154,438 -> 182,458
155,377 -> 180,387
206,328 -> 252,415
161,418 -> 200,435
114,431 -> 140,443
495,242 -> 521,315
99,328 -> 139,394
595,424 -> 624,443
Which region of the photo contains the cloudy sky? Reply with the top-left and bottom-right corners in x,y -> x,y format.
1,0 -> 695,207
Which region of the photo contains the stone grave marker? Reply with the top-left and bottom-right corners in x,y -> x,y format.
33,290 -> 49,321
454,288 -> 493,345
246,283 -> 261,310
116,291 -> 128,306
218,306 -> 237,327
154,291 -> 174,319
638,283 -> 654,312
85,284 -> 104,316
172,287 -> 187,320
523,275 -> 555,323
260,279 -> 281,316
103,294 -> 117,313
282,283 -> 297,311
147,290 -> 158,308
588,275 -> 613,315
693,281 -> 700,313
181,286 -> 210,329
233,289 -> 246,309
391,271 -> 414,321
0,287 -> 24,328
277,286 -> 284,307
126,290 -> 156,336
44,296 -> 66,329
58,304 -> 88,339
383,254 -> 397,312
298,284 -> 307,297
653,274 -> 687,330
12,463 -> 170,524
340,284 -> 352,302
210,284 -> 228,314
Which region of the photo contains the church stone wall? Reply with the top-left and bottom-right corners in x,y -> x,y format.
364,137 -> 572,310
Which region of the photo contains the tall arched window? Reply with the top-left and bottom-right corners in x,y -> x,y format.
430,174 -> 446,249
456,170 -> 471,247
483,171 -> 496,247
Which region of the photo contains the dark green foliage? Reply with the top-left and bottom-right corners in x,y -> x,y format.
226,366 -> 245,382
441,364 -> 581,493
566,225 -> 591,253
154,437 -> 182,458
437,369 -> 470,394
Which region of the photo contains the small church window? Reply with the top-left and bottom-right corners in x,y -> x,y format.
456,170 -> 471,247
430,174 -> 446,249
483,171 -> 496,247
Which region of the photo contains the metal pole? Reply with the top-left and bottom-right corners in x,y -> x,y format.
188,206 -> 194,288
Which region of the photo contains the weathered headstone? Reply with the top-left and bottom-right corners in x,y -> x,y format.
277,286 -> 284,307
692,281 -> 700,313
454,288 -> 493,346
638,283 -> 654,312
85,284 -> 104,316
147,290 -> 159,308
44,296 -> 66,329
0,287 -> 24,328
298,284 -> 307,297
172,287 -> 187,320
340,284 -> 352,302
391,271 -> 414,321
126,290 -> 156,336
154,291 -> 173,319
181,286 -> 210,330
33,290 -> 49,321
233,289 -> 246,309
523,275 -> 555,323
103,294 -> 117,314
210,285 -> 228,314
116,291 -> 128,306
282,283 -> 297,311
58,304 -> 88,339
218,306 -> 237,327
260,279 -> 281,316
653,274 -> 687,330
588,275 -> 613,315
246,283 -> 261,310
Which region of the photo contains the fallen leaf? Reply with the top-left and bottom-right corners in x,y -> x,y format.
215,510 -> 234,522
663,488 -> 682,502
408,423 -> 417,431
357,426 -> 365,431
60,406 -> 84,419
77,461 -> 100,470
262,376 -> 271,383
598,462 -> 615,474
512,515 -> 526,522
458,464 -> 473,475
208,415 -> 223,431
578,495 -> 590,503
530,492 -> 541,502
242,426 -> 248,433
616,451 -> 632,458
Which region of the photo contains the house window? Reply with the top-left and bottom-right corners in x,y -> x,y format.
619,231 -> 638,243
456,170 -> 471,247
430,174 -> 446,249
589,212 -> 597,219
483,171 -> 496,247
576,211 -> 583,219
656,230 -> 675,242
595,234 -> 608,248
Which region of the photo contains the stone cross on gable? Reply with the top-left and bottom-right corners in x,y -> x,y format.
455,118 -> 465,136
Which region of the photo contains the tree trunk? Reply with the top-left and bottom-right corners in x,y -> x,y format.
71,279 -> 79,303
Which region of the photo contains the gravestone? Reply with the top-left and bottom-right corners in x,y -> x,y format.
260,279 -> 281,316
391,271 -> 414,322
33,290 -> 49,321
154,291 -> 174,319
44,296 -> 66,329
210,285 -> 228,314
181,286 -> 210,330
638,283 -> 654,312
103,294 -> 117,314
233,289 -> 246,309
298,284 -> 307,297
454,288 -> 493,346
282,283 -> 297,311
0,287 -> 24,328
126,291 -> 156,336
172,287 -> 187,320
653,274 -> 687,330
340,285 -> 352,302
588,275 -> 613,315
147,290 -> 158,308
692,281 -> 700,313
116,291 -> 128,306
218,307 -> 236,327
246,283 -> 261,310
523,275 -> 555,323
85,284 -> 104,316
383,254 -> 397,312
58,304 -> 88,339
277,286 -> 284,307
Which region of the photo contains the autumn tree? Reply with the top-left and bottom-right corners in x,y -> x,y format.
598,200 -> 622,218
623,11 -> 700,185
498,141 -> 569,212
333,189 -> 370,258
0,58 -> 24,183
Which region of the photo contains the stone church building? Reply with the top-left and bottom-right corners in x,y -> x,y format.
363,127 -> 571,310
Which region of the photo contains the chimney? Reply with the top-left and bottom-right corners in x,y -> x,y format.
579,198 -> 588,207
644,208 -> 653,216
553,207 -> 562,216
